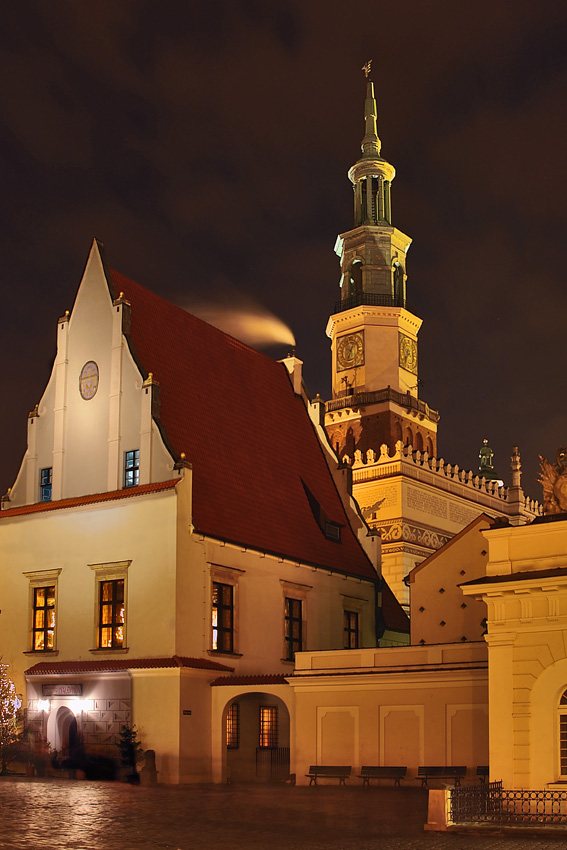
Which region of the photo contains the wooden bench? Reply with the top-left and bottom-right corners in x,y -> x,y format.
416,766 -> 466,787
358,766 -> 407,787
306,765 -> 351,785
476,765 -> 489,783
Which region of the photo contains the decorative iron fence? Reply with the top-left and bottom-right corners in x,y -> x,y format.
450,782 -> 567,825
255,747 -> 290,781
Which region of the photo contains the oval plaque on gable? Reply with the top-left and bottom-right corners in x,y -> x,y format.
79,361 -> 99,400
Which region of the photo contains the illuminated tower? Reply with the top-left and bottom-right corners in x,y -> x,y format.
325,74 -> 439,460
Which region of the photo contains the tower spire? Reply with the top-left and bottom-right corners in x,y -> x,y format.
348,67 -> 394,229
362,78 -> 381,159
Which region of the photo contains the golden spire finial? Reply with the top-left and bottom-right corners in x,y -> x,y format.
362,59 -> 372,79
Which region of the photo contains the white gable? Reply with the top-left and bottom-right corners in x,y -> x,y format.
8,241 -> 174,506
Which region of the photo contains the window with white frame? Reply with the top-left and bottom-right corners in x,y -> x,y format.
280,580 -> 311,662
24,569 -> 61,653
124,450 -> 140,488
39,467 -> 52,502
342,594 -> 365,650
89,561 -> 130,651
209,565 -> 244,655
343,610 -> 359,649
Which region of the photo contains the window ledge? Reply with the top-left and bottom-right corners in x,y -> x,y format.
89,647 -> 130,654
23,650 -> 59,656
207,650 -> 243,659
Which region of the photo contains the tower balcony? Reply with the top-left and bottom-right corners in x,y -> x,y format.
334,293 -> 414,313
326,387 -> 440,423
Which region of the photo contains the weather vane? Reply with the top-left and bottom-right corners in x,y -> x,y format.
362,59 -> 372,79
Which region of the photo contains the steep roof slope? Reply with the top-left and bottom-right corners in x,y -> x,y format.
111,269 -> 378,582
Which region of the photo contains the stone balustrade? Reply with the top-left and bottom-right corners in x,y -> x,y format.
341,440 -> 542,516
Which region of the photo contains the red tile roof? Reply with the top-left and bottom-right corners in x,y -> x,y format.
381,580 -> 410,634
110,268 -> 379,583
0,480 -> 178,518
210,674 -> 289,687
25,655 -> 234,675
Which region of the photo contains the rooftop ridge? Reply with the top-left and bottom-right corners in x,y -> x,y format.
0,479 -> 179,517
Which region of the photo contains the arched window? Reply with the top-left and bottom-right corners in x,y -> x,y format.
394,422 -> 403,446
349,261 -> 363,297
405,427 -> 413,448
559,690 -> 567,777
415,432 -> 424,452
393,262 -> 405,306
426,438 -> 434,456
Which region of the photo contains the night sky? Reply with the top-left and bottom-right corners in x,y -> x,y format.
2,0 -> 566,501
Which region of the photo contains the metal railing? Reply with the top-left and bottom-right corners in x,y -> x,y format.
326,387 -> 439,421
256,747 -> 290,781
450,782 -> 567,825
333,293 -> 411,313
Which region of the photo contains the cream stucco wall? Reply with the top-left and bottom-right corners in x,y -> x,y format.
289,642 -> 488,784
408,515 -> 491,645
0,485 -> 180,696
462,517 -> 567,789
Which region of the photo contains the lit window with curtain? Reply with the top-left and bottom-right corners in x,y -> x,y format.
259,705 -> 278,748
99,579 -> 125,648
226,702 -> 240,749
560,689 -> 567,777
33,586 -> 55,650
212,582 -> 233,652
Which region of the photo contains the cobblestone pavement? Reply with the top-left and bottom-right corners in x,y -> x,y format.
2,777 -> 567,850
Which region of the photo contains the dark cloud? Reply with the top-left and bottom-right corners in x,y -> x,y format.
1,0 -> 566,501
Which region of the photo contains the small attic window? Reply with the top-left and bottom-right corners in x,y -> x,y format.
301,479 -> 343,544
324,521 -> 341,542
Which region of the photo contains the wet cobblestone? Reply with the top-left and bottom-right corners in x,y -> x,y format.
1,777 -> 567,850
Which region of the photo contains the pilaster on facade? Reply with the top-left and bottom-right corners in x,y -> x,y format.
24,405 -> 39,503
107,295 -> 129,491
140,372 -> 161,486
52,311 -> 70,501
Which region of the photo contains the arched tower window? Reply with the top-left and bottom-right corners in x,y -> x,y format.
405,427 -> 413,448
415,432 -> 424,452
559,690 -> 567,778
348,261 -> 363,297
426,438 -> 434,457
393,262 -> 405,306
394,422 -> 403,446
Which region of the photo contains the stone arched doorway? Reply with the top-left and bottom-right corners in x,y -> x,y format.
223,692 -> 290,783
51,706 -> 78,759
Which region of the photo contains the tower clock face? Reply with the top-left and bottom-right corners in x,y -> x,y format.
399,333 -> 418,375
336,332 -> 364,372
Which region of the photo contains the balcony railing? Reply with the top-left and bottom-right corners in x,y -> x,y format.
326,387 -> 439,422
333,293 -> 414,313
